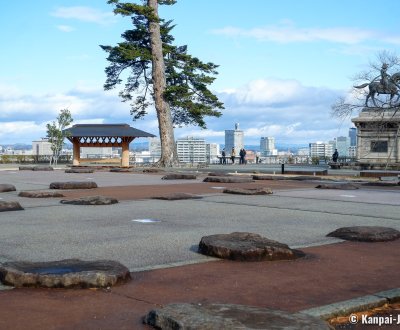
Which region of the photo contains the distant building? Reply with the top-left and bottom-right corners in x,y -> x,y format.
309,141 -> 334,158
32,138 -> 52,156
225,123 -> 244,155
176,136 -> 206,163
80,147 -> 113,158
348,146 -> 357,158
349,127 -> 357,147
148,137 -> 161,161
260,137 -> 278,156
206,143 -> 220,164
335,136 -> 351,157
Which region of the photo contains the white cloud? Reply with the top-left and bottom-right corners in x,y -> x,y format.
51,6 -> 116,25
56,25 -> 75,32
0,78 -> 352,146
212,22 -> 391,45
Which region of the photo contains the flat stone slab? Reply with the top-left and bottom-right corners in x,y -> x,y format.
143,303 -> 331,330
162,173 -> 197,180
151,193 -> 202,200
50,181 -> 98,189
203,176 -> 253,183
18,191 -> 65,198
327,226 -> 400,242
109,168 -> 135,173
0,201 -> 24,212
65,168 -> 94,173
19,166 -> 35,170
363,181 -> 399,187
223,187 -> 273,195
253,175 -> 285,180
198,232 -> 304,261
0,184 -> 16,192
0,259 -> 131,288
32,166 -> 53,171
208,172 -> 232,177
315,183 -> 359,190
60,196 -> 118,205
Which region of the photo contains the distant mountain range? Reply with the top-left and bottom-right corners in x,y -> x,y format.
1,142 -> 308,153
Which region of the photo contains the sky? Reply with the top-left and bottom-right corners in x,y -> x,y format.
1,0 -> 400,147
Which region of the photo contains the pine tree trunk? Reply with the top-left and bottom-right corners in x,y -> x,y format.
148,0 -> 178,167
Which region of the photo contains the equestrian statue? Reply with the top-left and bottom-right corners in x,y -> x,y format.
354,63 -> 400,107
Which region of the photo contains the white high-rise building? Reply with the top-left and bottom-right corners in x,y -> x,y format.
32,138 -> 52,156
309,141 -> 334,158
176,137 -> 206,163
148,137 -> 161,159
260,137 -> 278,156
225,123 -> 244,156
335,136 -> 351,157
206,143 -> 220,164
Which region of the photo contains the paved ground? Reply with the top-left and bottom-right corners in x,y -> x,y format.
0,166 -> 399,329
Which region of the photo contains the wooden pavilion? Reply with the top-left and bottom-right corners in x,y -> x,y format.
63,124 -> 155,167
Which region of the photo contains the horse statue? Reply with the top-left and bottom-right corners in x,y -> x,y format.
354,72 -> 400,107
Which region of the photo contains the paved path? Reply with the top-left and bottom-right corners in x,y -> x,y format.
0,169 -> 399,329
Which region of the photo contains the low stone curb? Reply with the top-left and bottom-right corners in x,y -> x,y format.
299,288 -> 400,320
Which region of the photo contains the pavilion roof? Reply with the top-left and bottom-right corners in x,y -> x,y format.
63,124 -> 155,138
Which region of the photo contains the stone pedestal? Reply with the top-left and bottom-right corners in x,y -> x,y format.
352,108 -> 400,166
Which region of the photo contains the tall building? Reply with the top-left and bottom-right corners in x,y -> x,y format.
206,143 -> 220,164
260,137 -> 278,156
224,123 -> 244,155
32,138 -> 52,156
335,136 -> 350,157
349,127 -> 357,146
148,137 -> 161,160
176,136 -> 206,163
309,141 -> 334,158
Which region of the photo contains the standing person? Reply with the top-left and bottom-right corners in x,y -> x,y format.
231,147 -> 236,164
239,148 -> 244,164
221,149 -> 226,165
332,149 -> 339,163
242,148 -> 247,164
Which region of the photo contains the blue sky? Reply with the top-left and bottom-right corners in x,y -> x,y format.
1,0 -> 400,146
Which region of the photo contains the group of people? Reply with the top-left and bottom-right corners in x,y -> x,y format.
220,147 -> 247,164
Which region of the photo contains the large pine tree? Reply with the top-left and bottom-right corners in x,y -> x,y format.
101,0 -> 224,167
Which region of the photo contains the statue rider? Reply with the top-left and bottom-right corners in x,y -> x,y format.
380,63 -> 390,92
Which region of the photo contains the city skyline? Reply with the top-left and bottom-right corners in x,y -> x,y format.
1,1 -> 399,145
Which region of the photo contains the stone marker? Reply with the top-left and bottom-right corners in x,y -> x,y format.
142,168 -> 161,173
0,259 -> 131,288
327,226 -> 400,242
363,181 -> 400,187
253,175 -> 285,180
0,201 -> 24,212
60,196 -> 118,205
208,172 -> 232,177
223,187 -> 273,195
32,166 -> 53,171
203,176 -> 253,183
162,173 -> 197,180
151,193 -> 202,200
198,232 -> 304,261
110,168 -> 135,173
18,191 -> 65,198
50,181 -> 98,189
65,168 -> 94,173
143,303 -> 331,330
315,183 -> 359,190
0,184 -> 16,192
19,166 -> 35,171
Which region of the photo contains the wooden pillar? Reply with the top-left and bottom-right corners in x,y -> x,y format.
121,141 -> 130,167
72,139 -> 80,166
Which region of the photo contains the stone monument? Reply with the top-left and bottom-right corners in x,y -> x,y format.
352,108 -> 400,168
